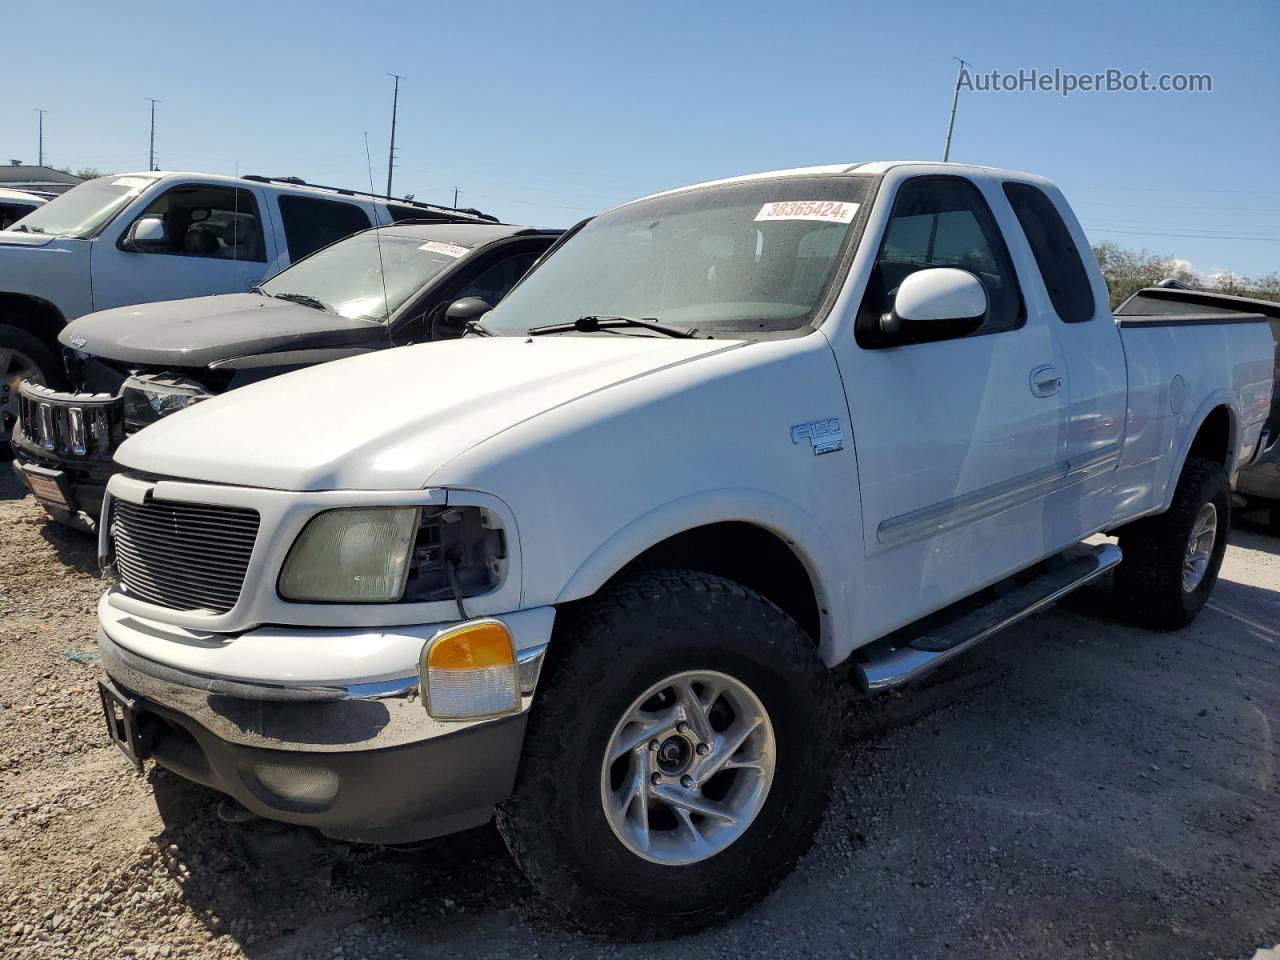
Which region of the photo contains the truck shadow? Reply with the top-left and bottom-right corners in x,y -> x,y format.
145,770 -> 537,956
137,554 -> 1280,958
37,513 -> 100,576
0,465 -> 27,501
1231,506 -> 1279,555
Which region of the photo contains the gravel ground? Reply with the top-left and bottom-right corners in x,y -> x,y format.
1,466 -> 1278,959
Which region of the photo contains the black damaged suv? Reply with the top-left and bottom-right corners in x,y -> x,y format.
11,221 -> 561,530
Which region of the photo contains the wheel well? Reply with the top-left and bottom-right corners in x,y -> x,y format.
1187,405 -> 1232,468
0,293 -> 66,356
614,521 -> 821,643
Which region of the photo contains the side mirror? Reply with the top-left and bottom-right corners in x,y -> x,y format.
879,268 -> 987,344
123,216 -> 167,252
434,297 -> 493,339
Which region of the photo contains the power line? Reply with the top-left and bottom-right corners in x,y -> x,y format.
1085,227 -> 1280,243
1066,184 -> 1280,197
1086,217 -> 1279,232
1071,200 -> 1280,214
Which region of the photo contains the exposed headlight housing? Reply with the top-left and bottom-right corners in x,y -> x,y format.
121,374 -> 209,431
279,507 -> 420,602
402,506 -> 506,603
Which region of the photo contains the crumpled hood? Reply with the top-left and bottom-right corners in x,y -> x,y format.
115,335 -> 739,491
60,294 -> 384,368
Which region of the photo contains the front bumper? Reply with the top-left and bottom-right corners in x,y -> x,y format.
96,604 -> 552,844
12,381 -> 126,530
10,443 -> 114,531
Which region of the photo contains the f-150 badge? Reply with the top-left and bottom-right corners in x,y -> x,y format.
791,418 -> 843,455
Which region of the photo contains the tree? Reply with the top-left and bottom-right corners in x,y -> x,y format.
52,166 -> 113,180
1090,241 -> 1199,307
1091,242 -> 1278,307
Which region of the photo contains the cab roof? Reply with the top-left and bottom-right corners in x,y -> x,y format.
632,160 -> 1058,204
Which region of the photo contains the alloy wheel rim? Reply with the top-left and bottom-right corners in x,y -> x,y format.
0,347 -> 44,442
1182,502 -> 1218,593
600,669 -> 776,866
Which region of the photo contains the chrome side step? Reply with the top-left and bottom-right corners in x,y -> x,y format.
858,543 -> 1122,692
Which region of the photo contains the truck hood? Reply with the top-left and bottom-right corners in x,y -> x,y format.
60,294 -> 386,368
115,335 -> 740,490
0,230 -> 57,248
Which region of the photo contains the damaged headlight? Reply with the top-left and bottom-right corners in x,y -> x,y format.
121,375 -> 209,431
278,505 -> 506,605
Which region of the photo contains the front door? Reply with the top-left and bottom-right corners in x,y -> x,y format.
92,182 -> 274,311
840,175 -> 1068,638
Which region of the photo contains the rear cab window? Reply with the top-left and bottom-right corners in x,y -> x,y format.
278,196 -> 373,262
1002,182 -> 1096,324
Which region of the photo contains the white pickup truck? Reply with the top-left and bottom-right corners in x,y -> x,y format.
92,161 -> 1276,938
0,171 -> 495,451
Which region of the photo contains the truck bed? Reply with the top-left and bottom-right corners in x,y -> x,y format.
1117,286 -> 1280,459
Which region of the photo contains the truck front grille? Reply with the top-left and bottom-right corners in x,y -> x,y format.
110,499 -> 260,614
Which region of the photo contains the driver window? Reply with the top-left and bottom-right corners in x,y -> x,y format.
129,185 -> 266,262
454,251 -> 540,305
856,177 -> 1023,346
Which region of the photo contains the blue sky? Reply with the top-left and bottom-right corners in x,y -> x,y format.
5,0 -> 1277,277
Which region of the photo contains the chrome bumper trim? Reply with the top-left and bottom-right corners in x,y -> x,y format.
97,628 -> 543,754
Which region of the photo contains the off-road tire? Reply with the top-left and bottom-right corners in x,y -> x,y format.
496,570 -> 837,940
0,324 -> 63,461
1114,457 -> 1230,629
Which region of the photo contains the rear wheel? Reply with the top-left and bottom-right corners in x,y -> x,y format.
0,325 -> 62,460
497,570 -> 836,939
1115,457 -> 1230,629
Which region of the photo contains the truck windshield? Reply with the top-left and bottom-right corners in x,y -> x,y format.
483,175 -> 872,338
260,229 -> 466,322
10,175 -> 157,238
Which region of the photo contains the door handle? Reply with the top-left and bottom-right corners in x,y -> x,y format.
1030,364 -> 1062,398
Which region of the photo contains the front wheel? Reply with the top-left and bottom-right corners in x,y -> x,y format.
1115,456 -> 1231,629
497,570 -> 836,939
0,324 -> 63,460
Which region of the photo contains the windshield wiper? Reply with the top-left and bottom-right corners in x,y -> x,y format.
462,319 -> 498,337
272,292 -> 334,313
528,315 -> 701,339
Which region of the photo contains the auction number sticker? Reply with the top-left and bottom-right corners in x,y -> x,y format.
112,176 -> 154,191
754,201 -> 859,224
419,240 -> 469,258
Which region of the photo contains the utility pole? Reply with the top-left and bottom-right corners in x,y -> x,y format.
386,73 -> 404,197
453,187 -> 459,208
146,98 -> 161,171
942,57 -> 968,163
35,109 -> 47,167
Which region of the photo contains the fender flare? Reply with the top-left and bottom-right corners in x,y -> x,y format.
1162,390 -> 1239,510
554,488 -> 851,665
